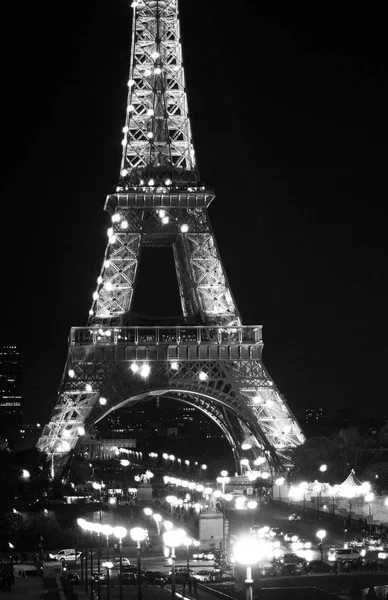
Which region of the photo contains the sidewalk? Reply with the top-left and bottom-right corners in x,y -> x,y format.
2,577 -> 43,600
74,582 -> 224,600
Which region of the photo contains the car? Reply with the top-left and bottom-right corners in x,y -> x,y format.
305,560 -> 333,574
144,571 -> 167,586
50,549 -> 82,563
92,571 -> 108,583
65,572 -> 80,584
193,570 -> 214,582
168,568 -> 194,583
281,563 -> 304,575
284,533 -> 299,543
121,572 -> 137,585
192,549 -> 214,561
112,558 -> 131,568
327,547 -> 360,562
298,538 -> 312,549
270,527 -> 283,538
288,513 -> 301,521
259,564 -> 277,578
349,538 -> 365,548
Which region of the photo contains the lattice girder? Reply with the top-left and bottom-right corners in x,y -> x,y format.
120,0 -> 196,185
89,207 -> 241,326
38,326 -> 304,474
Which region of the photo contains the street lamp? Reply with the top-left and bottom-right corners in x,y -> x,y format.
166,495 -> 178,513
163,528 -> 186,599
91,523 -> 102,595
365,492 -> 374,517
313,482 -> 322,520
92,482 -> 103,524
247,500 -> 258,527
120,459 -> 130,486
130,527 -> 148,600
319,464 -> 327,482
101,524 -> 113,560
153,513 -> 162,534
102,561 -> 113,600
182,536 -> 192,573
77,518 -> 90,593
274,477 -> 285,501
217,473 -> 230,495
316,530 -> 326,562
233,537 -> 263,600
113,526 -> 127,600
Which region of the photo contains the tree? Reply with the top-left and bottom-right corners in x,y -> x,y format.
289,436 -> 344,482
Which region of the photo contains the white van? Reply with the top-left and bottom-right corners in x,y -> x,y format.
50,549 -> 82,563
328,547 -> 360,562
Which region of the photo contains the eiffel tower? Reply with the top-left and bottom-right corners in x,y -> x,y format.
37,0 -> 305,477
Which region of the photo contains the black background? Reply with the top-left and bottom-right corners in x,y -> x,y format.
1,1 -> 387,424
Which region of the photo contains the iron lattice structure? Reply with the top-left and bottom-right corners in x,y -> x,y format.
37,0 -> 305,475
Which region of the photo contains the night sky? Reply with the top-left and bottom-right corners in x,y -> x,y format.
1,1 -> 387,426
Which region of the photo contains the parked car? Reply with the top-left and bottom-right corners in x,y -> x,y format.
144,571 -> 167,586
92,571 -> 107,583
349,538 -> 365,548
305,560 -> 333,574
50,549 -> 82,563
192,549 -> 214,560
121,572 -> 137,585
281,563 -> 304,575
288,513 -> 301,521
168,568 -> 194,583
259,564 -> 277,578
193,570 -> 214,582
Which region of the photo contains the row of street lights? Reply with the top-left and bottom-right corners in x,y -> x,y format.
77,519 -> 148,600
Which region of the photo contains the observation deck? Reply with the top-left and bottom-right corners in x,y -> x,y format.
105,187 -> 215,211
69,325 -> 263,361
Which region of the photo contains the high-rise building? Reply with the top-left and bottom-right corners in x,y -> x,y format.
0,345 -> 22,444
305,407 -> 325,434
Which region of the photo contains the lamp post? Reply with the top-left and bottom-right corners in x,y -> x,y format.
233,537 -> 263,600
183,536 -> 192,573
316,530 -> 326,562
313,482 -> 322,520
166,495 -> 178,514
102,561 -> 113,600
153,513 -> 162,534
365,492 -> 374,517
247,500 -> 258,527
163,528 -> 186,599
274,477 -> 285,501
120,459 -> 130,489
101,524 -> 113,561
319,464 -> 327,483
77,519 -> 89,593
92,482 -> 103,524
143,507 -> 153,526
130,527 -> 148,600
113,526 -> 127,600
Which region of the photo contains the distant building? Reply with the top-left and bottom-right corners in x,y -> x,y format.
0,345 -> 22,444
305,407 -> 325,433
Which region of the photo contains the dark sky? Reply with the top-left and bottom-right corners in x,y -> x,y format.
1,1 -> 387,425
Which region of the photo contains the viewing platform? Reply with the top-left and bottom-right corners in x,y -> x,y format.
70,325 -> 262,347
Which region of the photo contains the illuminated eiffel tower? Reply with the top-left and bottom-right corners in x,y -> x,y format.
37,0 -> 305,476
